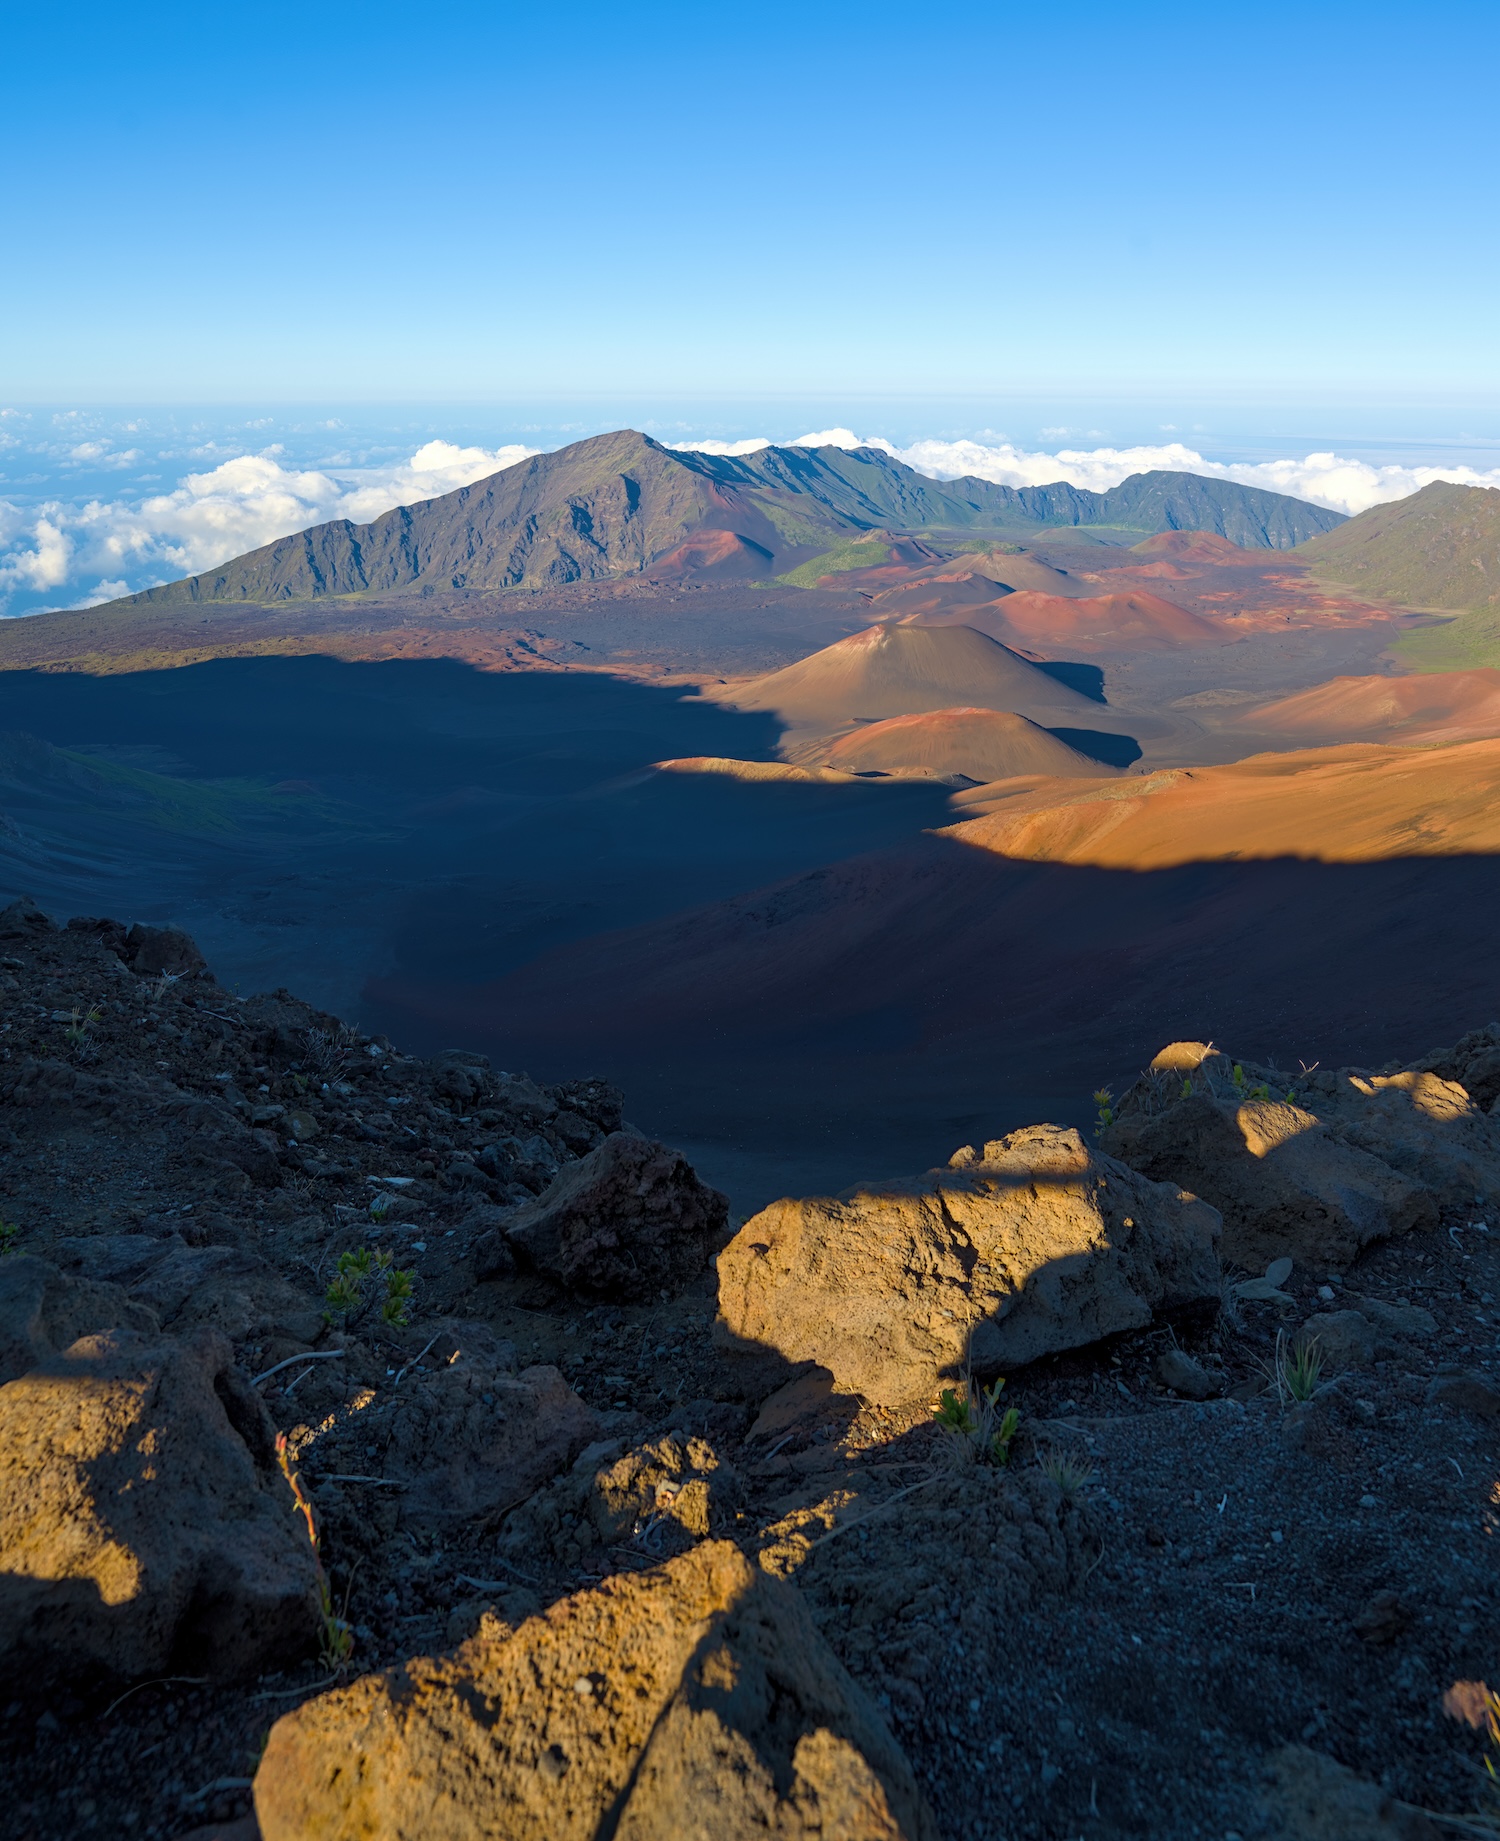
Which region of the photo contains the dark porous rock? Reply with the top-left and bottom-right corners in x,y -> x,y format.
1299,1309 -> 1380,1370
432,1049 -> 491,1104
506,1131 -> 729,1299
0,894 -> 56,940
1426,1367 -> 1500,1420
498,1431 -> 742,1569
1156,1347 -> 1221,1400
123,920 -> 208,977
550,1075 -> 625,1135
253,1539 -> 937,1841
1345,1294 -> 1438,1340
552,1107 -> 605,1155
47,1233 -> 319,1343
1279,1380 -> 1369,1458
491,1070 -> 559,1125
0,1254 -> 158,1385
717,1126 -> 1221,1407
1352,1589 -> 1413,1647
1102,1046 -> 1437,1270
381,1356 -> 601,1531
0,1326 -> 319,1683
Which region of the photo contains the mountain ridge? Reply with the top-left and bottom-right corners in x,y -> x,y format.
91,431 -> 1345,614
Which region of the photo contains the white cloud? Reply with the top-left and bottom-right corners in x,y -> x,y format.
0,440 -> 535,612
674,429 -> 1500,515
8,421 -> 1500,615
674,436 -> 772,456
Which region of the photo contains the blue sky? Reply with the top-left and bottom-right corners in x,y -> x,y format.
3,0 -> 1498,401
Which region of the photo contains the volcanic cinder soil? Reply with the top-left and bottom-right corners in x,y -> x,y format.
1,901 -> 1498,1841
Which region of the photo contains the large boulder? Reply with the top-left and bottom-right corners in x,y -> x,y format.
1102,1046 -> 1437,1270
505,1131 -> 729,1299
123,920 -> 208,977
0,1325 -> 319,1682
714,1124 -> 1221,1406
1311,1068 -> 1500,1214
253,1539 -> 936,1841
1407,1022 -> 1500,1111
0,894 -> 55,940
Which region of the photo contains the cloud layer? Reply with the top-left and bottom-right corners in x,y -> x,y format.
4,422 -> 1499,615
0,439 -> 534,610
673,430 -> 1500,517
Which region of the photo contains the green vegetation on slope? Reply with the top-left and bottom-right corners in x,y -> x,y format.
1387,609 -> 1500,672
776,536 -> 894,587
1298,481 -> 1500,613
0,732 -> 348,835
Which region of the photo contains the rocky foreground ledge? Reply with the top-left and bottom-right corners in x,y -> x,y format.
0,895 -> 1497,1840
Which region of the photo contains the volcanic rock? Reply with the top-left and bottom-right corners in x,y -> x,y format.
1156,1347 -> 1221,1399
0,894 -> 55,940
0,1253 -> 158,1385
505,1131 -> 729,1299
123,921 -> 208,977
1103,1051 -> 1437,1269
0,1324 -> 319,1682
498,1431 -> 741,1570
1425,1368 -> 1500,1420
252,1538 -> 936,1841
1311,1067 -> 1500,1212
715,1125 -> 1221,1406
379,1356 -> 602,1531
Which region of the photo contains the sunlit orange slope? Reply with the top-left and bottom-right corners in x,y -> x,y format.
913,589 -> 1224,652
946,737 -> 1500,866
1237,670 -> 1500,745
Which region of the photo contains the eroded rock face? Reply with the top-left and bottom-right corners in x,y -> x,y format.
1103,1050 -> 1438,1270
506,1131 -> 729,1299
253,1539 -> 936,1841
1312,1068 -> 1500,1215
715,1124 -> 1221,1406
0,1325 -> 319,1681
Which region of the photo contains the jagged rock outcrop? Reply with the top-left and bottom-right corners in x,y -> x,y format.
253,1539 -> 937,1841
714,1124 -> 1222,1405
505,1130 -> 730,1299
0,1317 -> 319,1681
1103,1039 -> 1500,1268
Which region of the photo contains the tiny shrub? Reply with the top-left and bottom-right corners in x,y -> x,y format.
934,1376 -> 1020,1467
323,1247 -> 415,1329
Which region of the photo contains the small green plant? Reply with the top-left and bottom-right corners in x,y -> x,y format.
1091,1087 -> 1114,1137
934,1375 -> 1020,1467
0,1218 -> 20,1257
323,1247 -> 415,1328
1180,1077 -> 1193,1098
1282,1333 -> 1323,1402
275,1433 -> 354,1673
1260,1329 -> 1323,1406
1040,1447 -> 1095,1498
381,1266 -> 415,1327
